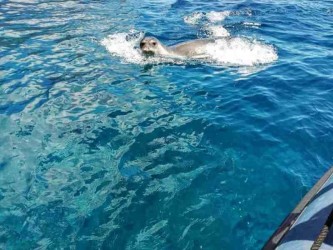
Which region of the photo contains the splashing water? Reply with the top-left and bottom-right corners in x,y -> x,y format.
102,33 -> 277,67
184,11 -> 231,25
101,11 -> 277,67
205,25 -> 230,38
205,38 -> 278,66
101,32 -> 183,65
101,31 -> 144,64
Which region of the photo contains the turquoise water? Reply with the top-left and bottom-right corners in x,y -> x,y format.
1,0 -> 333,249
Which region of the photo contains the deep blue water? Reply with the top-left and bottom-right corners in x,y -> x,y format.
1,0 -> 333,249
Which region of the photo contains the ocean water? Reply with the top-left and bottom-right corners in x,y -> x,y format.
0,0 -> 332,249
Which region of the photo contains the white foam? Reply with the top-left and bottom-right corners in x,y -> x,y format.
101,31 -> 179,65
206,11 -> 231,22
243,22 -> 261,28
184,12 -> 205,25
184,12 -> 231,39
205,37 -> 278,66
101,31 -> 144,64
101,32 -> 278,67
184,11 -> 231,25
206,25 -> 230,37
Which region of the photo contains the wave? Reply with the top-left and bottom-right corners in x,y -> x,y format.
101,10 -> 277,67
101,32 -> 277,67
205,37 -> 278,66
101,31 -> 179,65
101,31 -> 145,64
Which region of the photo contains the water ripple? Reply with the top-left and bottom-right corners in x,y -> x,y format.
1,0 -> 333,249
